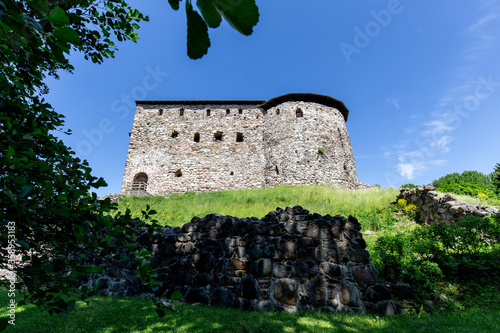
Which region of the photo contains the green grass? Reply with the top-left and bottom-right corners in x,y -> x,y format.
114,185 -> 400,230
1,292 -> 499,333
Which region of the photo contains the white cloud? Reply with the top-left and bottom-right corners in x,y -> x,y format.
386,97 -> 400,109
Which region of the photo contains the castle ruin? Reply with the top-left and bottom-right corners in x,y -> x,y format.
120,93 -> 362,196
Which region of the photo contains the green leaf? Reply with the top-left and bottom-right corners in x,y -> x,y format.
186,1 -> 210,59
5,146 -> 14,159
85,266 -> 103,274
214,0 -> 259,35
168,0 -> 181,11
27,0 -> 49,15
54,27 -> 81,45
48,7 -> 70,25
170,289 -> 183,300
197,0 -> 222,28
102,236 -> 113,242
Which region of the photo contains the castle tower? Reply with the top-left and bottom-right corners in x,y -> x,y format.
120,93 -> 360,196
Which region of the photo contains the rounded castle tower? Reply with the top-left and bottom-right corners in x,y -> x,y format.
120,93 -> 360,196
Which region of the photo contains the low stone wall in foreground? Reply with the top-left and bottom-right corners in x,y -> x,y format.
85,206 -> 411,315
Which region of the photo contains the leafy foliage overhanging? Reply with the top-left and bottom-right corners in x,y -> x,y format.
0,0 -> 260,325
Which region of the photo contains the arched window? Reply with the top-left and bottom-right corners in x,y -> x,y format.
132,173 -> 148,192
194,132 -> 200,142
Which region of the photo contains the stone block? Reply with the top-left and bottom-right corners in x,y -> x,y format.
273,279 -> 300,306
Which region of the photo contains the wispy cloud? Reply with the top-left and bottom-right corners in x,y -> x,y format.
384,0 -> 500,184
386,97 -> 400,109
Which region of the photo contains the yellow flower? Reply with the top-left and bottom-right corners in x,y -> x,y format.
477,193 -> 488,199
404,204 -> 417,213
397,198 -> 407,208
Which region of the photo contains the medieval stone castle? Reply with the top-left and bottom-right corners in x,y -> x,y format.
120,93 -> 363,196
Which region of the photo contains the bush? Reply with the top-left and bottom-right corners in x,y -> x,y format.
400,183 -> 421,189
373,214 -> 500,302
435,182 -> 497,198
432,171 -> 493,189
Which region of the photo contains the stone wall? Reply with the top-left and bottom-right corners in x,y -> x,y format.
85,207 -> 411,316
120,93 -> 363,196
395,186 -> 499,224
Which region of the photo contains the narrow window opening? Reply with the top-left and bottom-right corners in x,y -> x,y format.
236,132 -> 244,142
206,109 -> 211,116
230,171 -> 234,176
214,131 -> 223,141
275,165 -> 279,175
175,169 -> 183,177
179,108 -> 184,116
276,109 -> 280,115
194,132 -> 200,142
171,130 -> 179,138
238,108 -> 243,114
296,108 -> 303,118
226,109 -> 230,115
158,109 -> 163,116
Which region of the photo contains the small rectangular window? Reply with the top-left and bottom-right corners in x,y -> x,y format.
179,108 -> 184,116
236,132 -> 244,142
206,109 -> 211,116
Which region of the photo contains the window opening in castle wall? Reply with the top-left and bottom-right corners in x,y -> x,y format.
296,108 -> 303,118
158,109 -> 163,116
132,173 -> 148,192
179,108 -> 184,116
206,109 -> 211,116
226,109 -> 230,115
194,132 -> 200,142
236,132 -> 244,142
214,131 -> 223,141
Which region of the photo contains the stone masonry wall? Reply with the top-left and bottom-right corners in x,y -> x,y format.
263,101 -> 358,187
395,186 -> 499,224
120,94 -> 363,196
85,207 -> 411,316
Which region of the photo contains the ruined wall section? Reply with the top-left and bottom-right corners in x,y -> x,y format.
263,101 -> 358,187
121,103 -> 266,195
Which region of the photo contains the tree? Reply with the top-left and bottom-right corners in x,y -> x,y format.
0,0 -> 258,326
432,170 -> 493,189
493,163 -> 500,194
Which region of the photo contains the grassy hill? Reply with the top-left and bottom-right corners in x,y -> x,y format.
2,185 -> 499,332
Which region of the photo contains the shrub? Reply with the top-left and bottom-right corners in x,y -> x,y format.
373,214 -> 500,302
432,171 -> 493,189
400,183 -> 420,189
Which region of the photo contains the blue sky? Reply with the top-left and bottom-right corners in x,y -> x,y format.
45,0 -> 500,196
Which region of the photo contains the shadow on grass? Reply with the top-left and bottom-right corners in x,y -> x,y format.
1,294 -> 500,333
